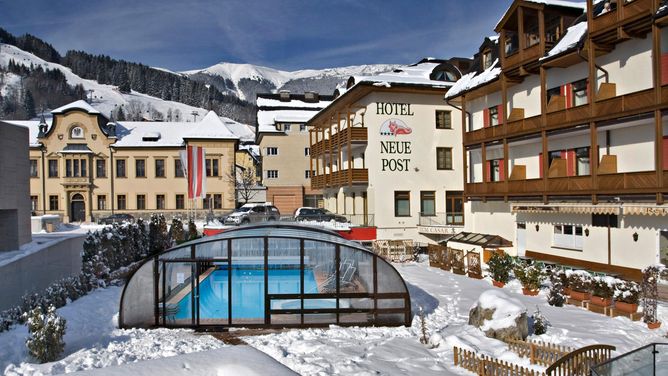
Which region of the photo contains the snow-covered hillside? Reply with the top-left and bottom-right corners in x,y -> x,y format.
183,62 -> 399,101
0,43 -> 210,122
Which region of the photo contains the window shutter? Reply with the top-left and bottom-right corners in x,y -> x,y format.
497,104 -> 504,125
539,152 -> 544,178
499,159 -> 505,182
483,108 -> 490,128
561,84 -> 572,109
566,150 -> 575,176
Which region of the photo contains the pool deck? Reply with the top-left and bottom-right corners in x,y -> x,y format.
165,267 -> 215,306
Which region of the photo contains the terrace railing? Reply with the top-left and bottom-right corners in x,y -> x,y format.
590,343 -> 668,376
418,212 -> 464,227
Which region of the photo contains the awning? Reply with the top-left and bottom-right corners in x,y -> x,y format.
59,144 -> 93,154
622,205 -> 668,216
511,203 -> 620,215
440,231 -> 513,249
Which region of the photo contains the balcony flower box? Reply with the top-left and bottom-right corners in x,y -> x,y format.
522,288 -> 539,296
615,301 -> 638,314
492,280 -> 505,288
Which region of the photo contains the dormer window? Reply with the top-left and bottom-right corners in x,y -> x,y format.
70,125 -> 84,139
482,49 -> 493,70
430,65 -> 458,82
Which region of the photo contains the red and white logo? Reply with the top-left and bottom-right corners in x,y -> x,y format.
380,119 -> 412,136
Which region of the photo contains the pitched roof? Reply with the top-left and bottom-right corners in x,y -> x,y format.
445,59 -> 502,100
51,100 -> 101,115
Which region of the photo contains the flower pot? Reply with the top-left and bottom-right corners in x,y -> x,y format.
569,290 -> 591,301
590,295 -> 613,307
615,301 -> 638,314
492,280 -> 505,288
647,321 -> 662,330
522,288 -> 539,296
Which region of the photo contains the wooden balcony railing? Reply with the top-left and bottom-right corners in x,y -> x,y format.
545,104 -> 590,130
594,88 -> 655,118
503,43 -> 542,70
590,0 -> 654,36
465,170 -> 663,198
310,127 -> 367,157
311,168 -> 368,189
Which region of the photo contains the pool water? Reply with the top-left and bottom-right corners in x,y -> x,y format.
174,267 -> 319,320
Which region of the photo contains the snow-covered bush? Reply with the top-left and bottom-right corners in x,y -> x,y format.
567,271 -> 592,293
532,306 -> 549,335
188,219 -> 199,240
591,277 -> 614,299
614,280 -> 640,304
24,305 -> 66,363
170,217 -> 185,244
149,214 -> 172,256
547,270 -> 566,307
513,261 -> 543,291
487,252 -> 514,284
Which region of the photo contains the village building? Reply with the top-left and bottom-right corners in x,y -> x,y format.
307,58 -> 471,243
256,91 -> 333,214
8,100 -> 241,223
445,0 -> 668,279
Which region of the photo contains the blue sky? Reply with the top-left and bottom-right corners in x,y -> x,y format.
1,0 -> 549,71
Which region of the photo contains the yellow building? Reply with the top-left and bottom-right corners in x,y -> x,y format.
14,100 -> 239,223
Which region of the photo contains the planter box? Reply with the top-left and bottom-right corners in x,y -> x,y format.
615,301 -> 638,314
570,290 -> 591,301
522,288 -> 539,296
590,295 -> 613,307
648,321 -> 662,330
492,280 -> 505,288
563,287 -> 572,296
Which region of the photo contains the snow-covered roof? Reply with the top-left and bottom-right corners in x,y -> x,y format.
496,0 -> 586,30
239,144 -> 261,158
541,21 -> 588,60
256,97 -> 332,109
445,59 -> 502,100
2,119 -> 52,147
257,109 -> 320,133
221,118 -> 255,142
114,111 -> 238,147
51,100 -> 102,115
350,61 -> 454,89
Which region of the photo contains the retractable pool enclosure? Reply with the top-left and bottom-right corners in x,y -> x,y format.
119,223 -> 411,329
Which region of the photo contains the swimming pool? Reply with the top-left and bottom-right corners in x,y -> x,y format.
174,267 -> 320,320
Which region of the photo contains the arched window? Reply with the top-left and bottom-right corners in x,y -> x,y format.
70,125 -> 84,139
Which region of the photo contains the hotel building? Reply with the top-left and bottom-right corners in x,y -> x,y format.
11,100 -> 240,223
308,58 -> 471,243
445,0 -> 668,279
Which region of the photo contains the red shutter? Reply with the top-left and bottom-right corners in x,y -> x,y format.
485,160 -> 491,182
483,108 -> 490,128
663,136 -> 668,171
566,150 -> 576,176
497,104 -> 505,125
499,159 -> 505,182
662,53 -> 668,86
561,84 -> 572,109
539,152 -> 544,178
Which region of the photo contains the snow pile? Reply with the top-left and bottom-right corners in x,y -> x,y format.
542,21 -> 588,60
445,59 -> 501,99
473,289 -> 527,332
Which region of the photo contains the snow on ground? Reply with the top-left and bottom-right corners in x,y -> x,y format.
1,287 -> 225,375
244,260 -> 668,375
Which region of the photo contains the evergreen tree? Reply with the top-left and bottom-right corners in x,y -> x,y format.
23,90 -> 36,118
116,106 -> 126,121
24,305 -> 66,363
532,306 -> 549,335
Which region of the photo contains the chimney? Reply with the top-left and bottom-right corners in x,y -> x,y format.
304,91 -> 319,103
279,90 -> 290,102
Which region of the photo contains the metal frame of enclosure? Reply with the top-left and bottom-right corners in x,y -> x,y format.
119,223 -> 411,329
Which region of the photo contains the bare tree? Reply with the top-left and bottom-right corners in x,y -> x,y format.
126,100 -> 145,121
228,166 -> 258,206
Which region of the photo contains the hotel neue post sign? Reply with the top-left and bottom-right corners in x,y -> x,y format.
377,102 -> 413,172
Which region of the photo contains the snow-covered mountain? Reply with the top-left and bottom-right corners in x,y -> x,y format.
182,62 -> 400,102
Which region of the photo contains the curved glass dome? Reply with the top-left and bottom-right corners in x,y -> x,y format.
119,223 -> 411,329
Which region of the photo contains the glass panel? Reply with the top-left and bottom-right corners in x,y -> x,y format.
304,298 -> 336,309
340,313 -> 372,323
231,238 -> 265,324
268,238 -> 301,294
271,314 -> 300,325
378,299 -> 405,309
159,246 -> 191,260
377,260 -> 406,294
163,261 -> 194,326
376,313 -> 406,325
196,241 -> 228,259
304,313 -> 336,324
591,344 -> 657,376
304,241 -> 336,294
338,298 -> 373,309
339,246 -> 374,294
120,260 -> 155,328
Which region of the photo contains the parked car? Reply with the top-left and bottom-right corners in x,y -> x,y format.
98,213 -> 135,225
294,207 -> 348,223
223,203 -> 280,225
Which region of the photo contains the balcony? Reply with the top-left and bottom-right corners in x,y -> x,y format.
590,0 -> 654,45
545,104 -> 591,130
311,168 -> 368,190
503,43 -> 542,71
310,127 -> 367,157
594,88 -> 655,119
465,170 -> 663,198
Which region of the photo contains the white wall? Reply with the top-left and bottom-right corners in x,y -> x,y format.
508,75 -> 541,118
469,149 -> 483,183
546,61 -> 589,91
509,138 -> 542,179
464,201 -> 517,255
606,121 -> 655,172
597,35 -> 653,96
468,92 -> 502,131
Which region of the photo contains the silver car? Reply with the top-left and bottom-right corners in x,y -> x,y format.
224,204 -> 281,225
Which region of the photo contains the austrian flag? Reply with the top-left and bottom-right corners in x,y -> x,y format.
179,146 -> 207,199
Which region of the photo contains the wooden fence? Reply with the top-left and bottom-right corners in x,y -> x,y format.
505,338 -> 573,367
454,346 -> 545,376
545,344 -> 616,376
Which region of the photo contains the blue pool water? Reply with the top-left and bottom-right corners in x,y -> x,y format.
174,267 -> 319,320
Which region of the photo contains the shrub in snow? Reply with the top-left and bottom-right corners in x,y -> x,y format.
487,252 -> 514,284
417,307 -> 435,348
591,277 -> 614,299
513,261 -> 543,291
24,305 -> 66,363
547,272 -> 566,307
149,214 -> 173,256
567,271 -> 592,293
468,289 -> 528,341
170,217 -> 185,244
614,280 -> 640,305
188,219 -> 199,240
532,306 -> 549,335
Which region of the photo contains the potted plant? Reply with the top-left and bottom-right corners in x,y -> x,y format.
614,280 -> 640,314
514,261 -> 543,296
487,252 -> 513,288
567,271 -> 592,301
590,277 -> 614,307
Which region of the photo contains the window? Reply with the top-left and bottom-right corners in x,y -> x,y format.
488,106 -> 499,126
65,160 -> 72,177
436,110 -> 452,129
135,159 -> 146,178
30,159 -> 38,177
482,49 -> 493,70
97,195 -> 106,210
266,147 -> 279,156
420,191 -> 436,216
575,147 -> 590,176
65,158 -> 87,177
96,159 -> 106,178
73,159 -> 79,177
300,124 -> 307,132
488,159 -> 504,182
206,158 -> 219,176
572,79 -> 588,107
116,159 -> 126,178
305,170 -> 313,178
136,194 -> 146,210
80,159 -> 87,177
553,224 -> 583,249
156,194 -> 165,210
284,124 -> 291,132
446,191 -> 464,225
304,147 -> 310,156
394,191 -> 410,217
203,194 -> 211,209
592,214 -> 618,228
49,195 -> 59,211
30,196 -> 38,212
48,160 -> 58,178
176,194 -> 185,210
175,159 -> 184,178
70,126 -> 84,139
213,194 -> 222,209
117,195 -> 127,210
436,147 -> 453,170
267,170 -> 279,179
155,159 -> 165,177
